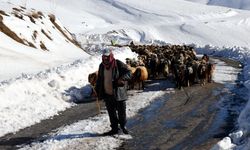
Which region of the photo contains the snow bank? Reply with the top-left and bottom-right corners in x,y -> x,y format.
0,46 -> 136,137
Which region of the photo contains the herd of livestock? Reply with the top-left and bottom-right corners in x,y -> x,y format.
88,43 -> 215,92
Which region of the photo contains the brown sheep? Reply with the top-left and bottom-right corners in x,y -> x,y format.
88,71 -> 98,87
127,65 -> 136,90
127,65 -> 136,74
131,66 -> 148,90
206,63 -> 215,83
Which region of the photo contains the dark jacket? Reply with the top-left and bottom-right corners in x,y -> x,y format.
95,59 -> 131,101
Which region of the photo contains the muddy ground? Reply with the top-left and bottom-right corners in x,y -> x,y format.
118,57 -> 245,150
120,83 -> 226,150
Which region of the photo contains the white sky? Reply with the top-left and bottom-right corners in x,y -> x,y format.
1,0 -> 250,150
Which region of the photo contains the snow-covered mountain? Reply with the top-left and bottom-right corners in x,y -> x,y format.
5,0 -> 250,48
185,0 -> 250,10
0,1 -> 88,80
1,0 -> 250,150
2,0 -> 250,80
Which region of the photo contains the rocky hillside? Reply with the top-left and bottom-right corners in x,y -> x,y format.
0,4 -> 80,51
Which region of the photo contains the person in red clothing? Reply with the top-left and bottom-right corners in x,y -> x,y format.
95,48 -> 131,135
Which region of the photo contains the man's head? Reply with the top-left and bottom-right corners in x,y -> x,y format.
103,48 -> 112,56
102,48 -> 115,66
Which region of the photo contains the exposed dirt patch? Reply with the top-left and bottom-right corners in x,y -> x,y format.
12,11 -> 24,20
40,41 -> 48,51
27,15 -> 36,24
32,30 -> 37,40
0,10 -> 9,16
20,6 -> 26,10
24,39 -> 36,48
48,14 -> 82,49
37,11 -> 44,18
41,29 -> 52,41
31,11 -> 40,19
0,14 -> 25,45
12,7 -> 24,12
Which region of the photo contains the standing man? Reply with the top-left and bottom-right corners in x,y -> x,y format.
95,48 -> 131,135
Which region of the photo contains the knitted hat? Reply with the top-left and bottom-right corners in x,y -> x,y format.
102,48 -> 112,56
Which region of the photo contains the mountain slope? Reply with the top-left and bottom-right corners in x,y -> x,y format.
185,0 -> 250,10
7,0 -> 250,48
0,1 -> 88,80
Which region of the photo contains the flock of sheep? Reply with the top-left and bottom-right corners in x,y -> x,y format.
88,42 -> 215,93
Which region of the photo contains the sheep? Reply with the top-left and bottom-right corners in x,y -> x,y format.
206,63 -> 215,83
127,65 -> 136,90
88,71 -> 98,87
130,66 -> 148,90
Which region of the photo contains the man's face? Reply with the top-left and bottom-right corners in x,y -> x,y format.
102,55 -> 110,65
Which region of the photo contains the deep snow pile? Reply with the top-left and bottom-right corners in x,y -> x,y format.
0,46 -> 136,137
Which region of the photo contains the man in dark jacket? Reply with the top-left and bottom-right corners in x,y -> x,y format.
95,48 -> 131,136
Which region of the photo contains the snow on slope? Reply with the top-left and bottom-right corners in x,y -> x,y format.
185,0 -> 250,11
0,1 -> 88,80
5,0 -> 250,48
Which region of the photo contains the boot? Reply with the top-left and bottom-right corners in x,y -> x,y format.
102,129 -> 118,136
121,127 -> 129,134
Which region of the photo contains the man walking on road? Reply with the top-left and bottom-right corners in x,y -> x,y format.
95,48 -> 131,136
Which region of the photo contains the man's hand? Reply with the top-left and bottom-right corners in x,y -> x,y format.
117,78 -> 125,86
114,78 -> 125,87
